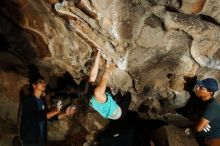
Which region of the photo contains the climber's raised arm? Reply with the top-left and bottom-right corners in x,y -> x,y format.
89,49 -> 101,83
93,64 -> 114,103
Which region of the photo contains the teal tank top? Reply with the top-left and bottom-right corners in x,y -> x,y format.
90,92 -> 119,119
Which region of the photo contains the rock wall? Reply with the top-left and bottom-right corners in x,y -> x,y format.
1,0 -> 220,145
1,0 -> 220,122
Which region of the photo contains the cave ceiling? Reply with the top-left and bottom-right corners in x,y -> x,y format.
1,0 -> 220,120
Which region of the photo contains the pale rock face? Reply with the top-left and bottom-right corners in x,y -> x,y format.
163,11 -> 220,70
109,68 -> 133,91
202,0 -> 220,22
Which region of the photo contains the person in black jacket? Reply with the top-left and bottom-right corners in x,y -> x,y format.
20,75 -> 75,146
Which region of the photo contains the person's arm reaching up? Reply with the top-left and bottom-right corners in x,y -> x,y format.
93,64 -> 115,103
89,49 -> 101,83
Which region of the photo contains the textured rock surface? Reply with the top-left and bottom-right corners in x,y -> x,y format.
1,0 -> 220,145
151,125 -> 199,146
